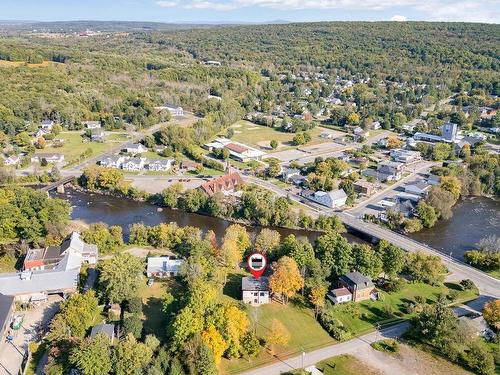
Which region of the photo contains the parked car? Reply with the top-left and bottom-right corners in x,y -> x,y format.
147,278 -> 154,287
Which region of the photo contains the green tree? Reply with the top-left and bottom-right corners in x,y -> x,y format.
416,201 -> 437,228
315,232 -> 352,279
352,243 -> 383,278
123,315 -> 143,338
112,334 -> 153,375
58,291 -> 100,338
99,253 -> 144,303
69,333 -> 112,375
270,139 -> 278,149
377,240 -> 405,279
255,229 -> 281,257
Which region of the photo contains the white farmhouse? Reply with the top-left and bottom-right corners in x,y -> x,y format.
242,276 -> 270,306
122,157 -> 146,171
125,143 -> 147,154
303,189 -> 348,208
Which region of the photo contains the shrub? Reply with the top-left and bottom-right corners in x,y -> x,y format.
460,279 -> 475,290
371,339 -> 399,354
318,309 -> 352,341
123,315 -> 143,338
127,297 -> 143,315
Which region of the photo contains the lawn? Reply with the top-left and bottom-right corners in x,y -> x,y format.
221,273 -> 334,374
331,282 -> 478,334
224,120 -> 326,151
315,354 -> 381,375
36,131 -> 113,166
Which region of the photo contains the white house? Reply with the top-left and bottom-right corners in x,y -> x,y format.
122,157 -> 146,171
146,257 -> 183,278
281,167 -> 301,182
31,153 -> 65,164
371,121 -> 381,130
125,144 -> 147,154
100,155 -> 127,169
242,276 -> 270,306
35,128 -> 51,138
147,159 -> 174,172
83,121 -> 101,129
165,106 -> 184,117
327,287 -> 352,304
40,120 -> 54,130
376,161 -> 403,182
90,129 -> 106,142
3,155 -> 22,166
303,189 -> 348,208
390,149 -> 421,164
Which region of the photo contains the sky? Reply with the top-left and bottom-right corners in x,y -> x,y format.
1,0 -> 499,24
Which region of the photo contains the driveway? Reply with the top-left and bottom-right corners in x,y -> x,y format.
0,296 -> 62,375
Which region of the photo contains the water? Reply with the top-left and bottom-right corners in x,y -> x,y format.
408,196 -> 500,260
55,188 -> 330,243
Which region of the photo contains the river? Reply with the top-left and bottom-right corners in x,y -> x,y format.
408,196 -> 500,260
55,188 -> 330,243
54,189 -> 499,259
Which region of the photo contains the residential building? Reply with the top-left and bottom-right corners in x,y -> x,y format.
427,174 -> 441,186
404,181 -> 431,196
125,143 -> 147,154
35,128 -> 51,138
441,122 -> 458,142
90,323 -> 115,343
353,180 -> 375,196
122,157 -> 146,171
204,138 -> 266,162
165,106 -> 184,117
40,120 -> 54,130
281,167 -> 301,182
200,172 -> 244,197
90,129 -> 106,142
338,272 -> 376,302
100,155 -> 127,169
31,153 -> 65,164
147,159 -> 174,172
353,127 -> 370,141
289,174 -> 307,186
180,160 -> 202,171
376,161 -> 403,182
371,121 -> 381,130
302,189 -> 348,208
83,121 -> 101,129
0,293 -> 15,339
390,149 -> 421,164
327,287 -> 352,304
24,232 -> 98,270
146,257 -> 183,278
242,276 -> 270,306
3,155 -> 22,166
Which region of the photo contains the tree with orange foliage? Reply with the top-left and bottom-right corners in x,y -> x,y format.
266,319 -> 290,355
269,256 -> 304,304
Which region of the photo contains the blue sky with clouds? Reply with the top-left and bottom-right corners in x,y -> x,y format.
1,0 -> 499,23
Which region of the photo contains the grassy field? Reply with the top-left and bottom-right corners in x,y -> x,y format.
0,60 -> 59,68
331,282 -> 478,334
315,355 -> 381,375
221,272 -> 334,374
224,120 -> 326,151
35,131 -> 113,165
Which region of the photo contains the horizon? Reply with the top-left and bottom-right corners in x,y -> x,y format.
1,0 -> 499,25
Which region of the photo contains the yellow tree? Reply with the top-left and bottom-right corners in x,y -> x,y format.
201,325 -> 228,363
386,136 -> 403,149
483,299 -> 500,330
268,256 -> 304,304
309,285 -> 328,317
440,176 -> 462,200
266,319 -> 290,355
224,305 -> 249,358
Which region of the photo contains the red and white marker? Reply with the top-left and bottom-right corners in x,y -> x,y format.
247,252 -> 267,279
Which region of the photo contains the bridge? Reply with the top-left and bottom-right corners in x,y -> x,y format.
38,175 -> 76,193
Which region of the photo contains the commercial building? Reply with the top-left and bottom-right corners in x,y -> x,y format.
204,138 -> 266,162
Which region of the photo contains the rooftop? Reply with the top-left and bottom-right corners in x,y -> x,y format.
339,271 -> 374,289
242,276 -> 269,291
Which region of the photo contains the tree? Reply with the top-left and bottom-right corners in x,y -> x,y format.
432,143 -> 452,161
220,224 -> 251,269
201,325 -> 227,363
426,186 -> 456,220
99,253 -> 144,303
267,158 -> 282,177
405,252 -> 444,285
69,333 -> 112,375
314,232 -> 352,279
268,256 -> 304,304
270,139 -> 278,149
352,243 -> 383,278
347,112 -> 360,126
36,136 -> 46,149
123,315 -> 143,338
83,223 -> 123,255
386,136 -> 403,149
266,319 -> 290,355
223,305 -> 249,358
377,240 -> 405,279
14,131 -> 30,147
416,201 -> 437,228
482,299 -> 500,329
194,341 -> 218,375
255,229 -> 281,257
241,331 -> 260,359
57,291 -> 100,338
308,284 -> 328,317
440,176 -> 461,200
112,334 -> 153,375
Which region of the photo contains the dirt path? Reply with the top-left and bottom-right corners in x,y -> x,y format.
352,343 -> 472,375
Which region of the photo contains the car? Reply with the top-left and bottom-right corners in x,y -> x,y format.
147,278 -> 154,286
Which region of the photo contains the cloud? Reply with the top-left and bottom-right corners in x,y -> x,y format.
390,14 -> 407,21
158,0 -> 500,22
156,0 -> 179,7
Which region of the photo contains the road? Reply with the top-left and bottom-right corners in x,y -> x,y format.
240,322 -> 409,375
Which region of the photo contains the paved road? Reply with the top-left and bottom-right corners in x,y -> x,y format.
240,322 -> 409,375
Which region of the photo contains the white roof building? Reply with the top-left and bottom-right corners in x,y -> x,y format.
146,257 -> 183,277
204,138 -> 266,162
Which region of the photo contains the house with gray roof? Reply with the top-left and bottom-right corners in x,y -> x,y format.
147,159 -> 174,172
0,293 -> 15,339
338,271 -> 376,302
242,276 -> 269,305
302,188 -> 348,208
90,323 -> 115,343
146,257 -> 183,278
